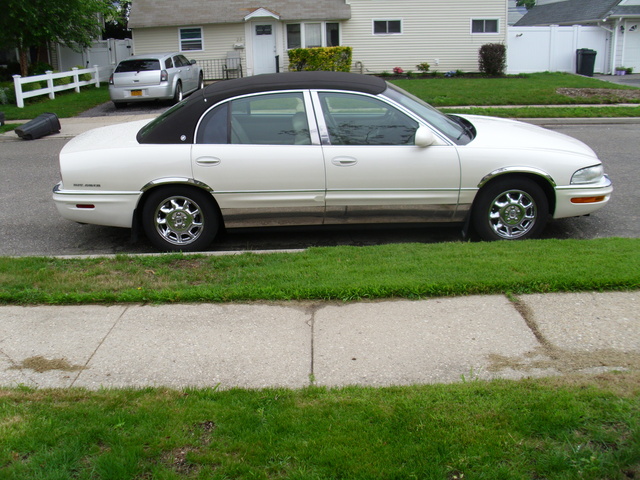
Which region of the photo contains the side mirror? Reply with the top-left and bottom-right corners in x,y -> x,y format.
190,59 -> 197,65
415,126 -> 436,147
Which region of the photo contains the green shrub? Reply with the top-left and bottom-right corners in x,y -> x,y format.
28,61 -> 54,76
53,72 -> 72,86
22,81 -> 43,92
74,66 -> 93,82
0,86 -> 15,105
416,62 -> 430,73
478,43 -> 506,76
288,46 -> 352,72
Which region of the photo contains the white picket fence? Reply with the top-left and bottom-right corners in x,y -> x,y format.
12,65 -> 113,108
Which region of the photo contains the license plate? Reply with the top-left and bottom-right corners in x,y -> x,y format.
131,90 -> 143,97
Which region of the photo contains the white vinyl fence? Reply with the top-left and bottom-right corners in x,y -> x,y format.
12,65 -> 113,108
507,25 -> 610,74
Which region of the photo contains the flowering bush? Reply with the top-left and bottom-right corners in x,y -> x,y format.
393,66 -> 404,75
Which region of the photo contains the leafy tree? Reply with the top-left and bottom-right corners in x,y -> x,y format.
516,0 -> 536,9
0,0 -> 116,76
104,0 -> 132,40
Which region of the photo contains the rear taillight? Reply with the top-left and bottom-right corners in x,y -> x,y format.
108,74 -> 114,85
160,69 -> 168,82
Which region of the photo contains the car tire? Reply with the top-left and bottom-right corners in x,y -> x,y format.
173,82 -> 183,104
472,177 -> 549,241
113,102 -> 126,109
142,187 -> 219,252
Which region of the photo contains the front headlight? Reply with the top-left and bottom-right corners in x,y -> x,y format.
571,165 -> 604,185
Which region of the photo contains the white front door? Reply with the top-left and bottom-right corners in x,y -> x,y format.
252,22 -> 277,75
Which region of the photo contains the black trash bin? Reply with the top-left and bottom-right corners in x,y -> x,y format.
576,48 -> 597,77
15,112 -> 61,140
0,111 -> 5,126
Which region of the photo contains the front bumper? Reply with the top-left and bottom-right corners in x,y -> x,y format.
553,175 -> 613,218
53,183 -> 140,228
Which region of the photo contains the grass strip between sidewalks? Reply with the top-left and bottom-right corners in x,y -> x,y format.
1,375 -> 639,479
1,238 -> 638,305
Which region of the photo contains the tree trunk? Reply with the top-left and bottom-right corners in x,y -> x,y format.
19,47 -> 29,77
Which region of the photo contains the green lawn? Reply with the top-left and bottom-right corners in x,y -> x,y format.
1,238 -> 638,305
392,72 -> 640,106
0,85 -> 110,121
1,375 -> 639,479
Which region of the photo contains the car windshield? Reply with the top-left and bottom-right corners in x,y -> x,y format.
115,59 -> 161,73
382,83 -> 474,145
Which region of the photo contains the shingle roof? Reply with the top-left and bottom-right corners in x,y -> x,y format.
129,0 -> 351,29
610,5 -> 640,16
515,0 -> 622,26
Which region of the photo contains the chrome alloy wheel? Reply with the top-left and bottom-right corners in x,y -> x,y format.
154,195 -> 204,246
487,189 -> 537,239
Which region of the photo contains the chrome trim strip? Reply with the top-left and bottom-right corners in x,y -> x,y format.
478,167 -> 557,188
141,177 -> 213,193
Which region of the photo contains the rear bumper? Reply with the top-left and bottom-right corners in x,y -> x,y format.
109,83 -> 174,102
53,182 -> 140,228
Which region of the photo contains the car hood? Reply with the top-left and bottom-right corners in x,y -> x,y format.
457,115 -> 597,158
61,119 -> 153,155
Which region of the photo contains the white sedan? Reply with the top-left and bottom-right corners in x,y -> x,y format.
54,72 -> 612,252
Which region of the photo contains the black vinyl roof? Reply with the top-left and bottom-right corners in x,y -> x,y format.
138,72 -> 388,144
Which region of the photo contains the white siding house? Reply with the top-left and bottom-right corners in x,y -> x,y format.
343,0 -> 507,74
129,0 -> 508,78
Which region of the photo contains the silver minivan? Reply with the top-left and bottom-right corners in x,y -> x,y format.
109,53 -> 204,108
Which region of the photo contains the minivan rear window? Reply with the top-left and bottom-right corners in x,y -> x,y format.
115,60 -> 161,73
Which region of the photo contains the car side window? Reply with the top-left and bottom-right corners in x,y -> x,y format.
318,92 -> 418,146
231,93 -> 310,145
172,56 -> 184,67
178,55 -> 191,65
165,58 -> 173,69
196,103 -> 229,144
196,93 -> 310,145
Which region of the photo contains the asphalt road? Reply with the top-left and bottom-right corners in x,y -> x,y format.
0,123 -> 637,257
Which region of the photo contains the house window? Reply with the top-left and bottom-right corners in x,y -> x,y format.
326,23 -> 340,47
180,27 -> 203,51
287,22 -> 341,49
373,20 -> 402,35
306,23 -> 322,48
471,19 -> 499,34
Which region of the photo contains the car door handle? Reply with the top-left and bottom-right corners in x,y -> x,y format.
196,156 -> 221,166
331,156 -> 358,167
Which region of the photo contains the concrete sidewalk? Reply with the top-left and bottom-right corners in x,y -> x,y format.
1,292 -> 638,390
